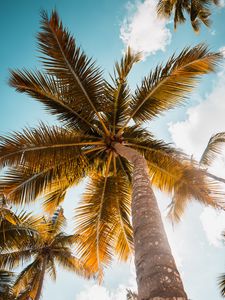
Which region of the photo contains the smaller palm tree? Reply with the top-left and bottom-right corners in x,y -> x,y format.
200,133 -> 225,297
0,207 -> 91,300
157,0 -> 219,32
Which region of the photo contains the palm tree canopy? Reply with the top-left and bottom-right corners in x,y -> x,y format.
157,0 -> 219,32
0,207 -> 91,299
0,10 -> 224,274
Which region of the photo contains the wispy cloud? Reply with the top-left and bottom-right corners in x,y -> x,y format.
120,0 -> 171,59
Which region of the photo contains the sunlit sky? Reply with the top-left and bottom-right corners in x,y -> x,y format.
1,1 -> 225,299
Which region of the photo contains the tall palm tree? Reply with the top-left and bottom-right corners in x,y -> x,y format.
0,207 -> 90,300
0,10 -> 224,299
157,0 -> 219,32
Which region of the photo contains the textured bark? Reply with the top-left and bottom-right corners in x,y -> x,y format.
34,258 -> 46,300
114,143 -> 188,300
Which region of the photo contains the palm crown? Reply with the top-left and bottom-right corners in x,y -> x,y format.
0,10 -> 223,276
0,207 -> 90,300
157,0 -> 219,32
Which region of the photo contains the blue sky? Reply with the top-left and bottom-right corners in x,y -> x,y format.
1,1 -> 225,299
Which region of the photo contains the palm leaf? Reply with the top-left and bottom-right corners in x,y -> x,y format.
0,249 -> 36,270
38,10 -> 109,135
42,186 -> 68,214
218,273 -> 225,297
13,259 -> 41,295
0,270 -> 14,297
0,123 -> 101,169
119,44 -> 221,131
53,249 -> 92,278
9,69 -> 100,133
105,47 -> 141,133
75,172 -> 133,273
200,132 -> 225,166
0,151 -> 88,205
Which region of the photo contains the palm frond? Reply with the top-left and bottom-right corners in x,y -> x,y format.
53,249 -> 92,278
120,44 -> 221,130
200,132 -> 225,166
218,273 -> 225,297
105,47 -> 141,133
75,172 -> 133,273
0,249 -> 36,270
9,69 -> 101,133
38,10 -> 109,135
168,166 -> 224,222
75,175 -> 116,273
42,186 -> 67,214
13,259 -> 41,295
0,123 -> 100,169
0,270 -> 14,297
0,151 -> 88,206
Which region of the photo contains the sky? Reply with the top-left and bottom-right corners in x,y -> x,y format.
1,0 -> 225,299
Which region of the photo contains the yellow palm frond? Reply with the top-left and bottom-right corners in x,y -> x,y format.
53,249 -> 92,278
105,47 -> 141,133
38,10 -> 109,135
120,44 -> 222,130
0,123 -> 100,169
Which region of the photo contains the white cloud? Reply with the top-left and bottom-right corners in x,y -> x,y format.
169,70 -> 225,161
120,0 -> 171,59
76,262 -> 137,300
200,207 -> 225,247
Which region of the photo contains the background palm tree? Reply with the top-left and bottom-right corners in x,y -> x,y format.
157,0 -> 219,32
0,207 -> 90,300
200,133 -> 225,298
0,10 -> 224,299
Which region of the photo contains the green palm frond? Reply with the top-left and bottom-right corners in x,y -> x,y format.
119,44 -> 221,130
38,10 -> 109,135
200,132 -> 225,166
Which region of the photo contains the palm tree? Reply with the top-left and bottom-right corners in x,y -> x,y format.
200,133 -> 225,297
157,0 -> 219,32
0,10 -> 223,299
0,207 -> 90,300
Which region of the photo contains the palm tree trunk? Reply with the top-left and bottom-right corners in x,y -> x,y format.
34,258 -> 47,300
114,143 -> 188,300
